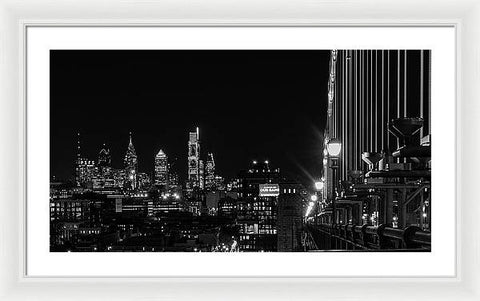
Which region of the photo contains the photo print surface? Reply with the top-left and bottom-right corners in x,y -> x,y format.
50,50 -> 431,252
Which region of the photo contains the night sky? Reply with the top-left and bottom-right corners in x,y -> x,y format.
50,50 -> 330,187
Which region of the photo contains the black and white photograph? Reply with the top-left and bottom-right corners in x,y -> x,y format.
50,49 -> 431,253
4,0 -> 479,297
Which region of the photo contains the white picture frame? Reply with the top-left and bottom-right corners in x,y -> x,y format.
0,0 -> 478,300
25,26 -> 456,278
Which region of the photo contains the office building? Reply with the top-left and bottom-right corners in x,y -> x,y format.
277,182 -> 304,252
237,160 -> 280,252
187,127 -> 201,190
97,144 -> 111,167
124,132 -> 138,190
154,149 -> 168,187
205,153 -> 216,190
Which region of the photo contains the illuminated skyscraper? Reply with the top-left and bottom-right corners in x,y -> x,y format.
168,169 -> 179,189
92,144 -> 114,190
187,127 -> 201,190
199,159 -> 205,189
154,149 -> 168,187
205,153 -> 216,190
124,132 -> 138,190
165,158 -> 178,189
97,144 -> 111,167
75,133 -> 96,187
137,172 -> 151,189
75,132 -> 82,186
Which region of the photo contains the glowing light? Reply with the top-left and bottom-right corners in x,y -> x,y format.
310,195 -> 318,202
305,208 -> 312,217
326,139 -> 342,157
305,201 -> 315,217
253,160 -> 257,164
265,160 -> 269,164
422,213 -> 427,218
314,181 -> 324,191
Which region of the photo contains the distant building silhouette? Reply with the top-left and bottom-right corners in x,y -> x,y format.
187,127 -> 201,191
124,132 -> 138,190
154,149 -> 168,188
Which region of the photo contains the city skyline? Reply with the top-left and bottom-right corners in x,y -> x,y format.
50,50 -> 431,253
69,127 -> 271,187
50,50 -> 331,187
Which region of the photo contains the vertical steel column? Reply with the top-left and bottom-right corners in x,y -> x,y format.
366,51 -> 370,154
404,50 -> 408,163
397,50 -> 401,163
428,51 -> 432,136
400,188 -> 407,229
348,51 -> 353,174
404,49 -> 407,117
397,50 -> 401,118
387,51 -> 390,153
381,50 -> 385,151
353,50 -> 360,170
420,50 -> 424,138
360,51 -> 364,158
386,188 -> 394,226
342,51 -> 346,182
344,51 -> 347,178
334,51 -> 338,139
375,50 -> 378,152
369,50 -> 374,152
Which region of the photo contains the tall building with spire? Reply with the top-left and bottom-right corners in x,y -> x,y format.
75,132 -> 82,186
187,127 -> 201,190
75,133 -> 96,187
124,132 -> 138,190
154,149 -> 168,187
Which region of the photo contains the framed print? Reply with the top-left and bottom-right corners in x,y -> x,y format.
0,0 -> 479,300
25,26 -> 455,278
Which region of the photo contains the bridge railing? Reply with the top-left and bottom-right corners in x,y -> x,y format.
307,223 -> 431,251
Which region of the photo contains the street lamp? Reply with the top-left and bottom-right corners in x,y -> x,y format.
326,138 -> 342,224
326,138 -> 342,157
314,181 -> 324,191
